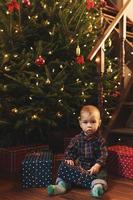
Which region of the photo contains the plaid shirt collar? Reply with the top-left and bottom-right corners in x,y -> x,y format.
81,130 -> 100,141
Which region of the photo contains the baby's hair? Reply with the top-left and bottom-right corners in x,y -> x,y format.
80,105 -> 101,118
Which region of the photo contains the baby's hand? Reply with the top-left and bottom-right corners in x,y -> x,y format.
65,159 -> 74,166
88,163 -> 101,175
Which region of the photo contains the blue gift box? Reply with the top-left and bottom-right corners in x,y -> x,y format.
21,152 -> 53,188
58,161 -> 96,189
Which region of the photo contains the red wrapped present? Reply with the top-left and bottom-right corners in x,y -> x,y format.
107,145 -> 133,179
0,144 -> 49,175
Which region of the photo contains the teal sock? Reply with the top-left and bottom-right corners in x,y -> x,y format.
47,181 -> 66,196
91,184 -> 104,198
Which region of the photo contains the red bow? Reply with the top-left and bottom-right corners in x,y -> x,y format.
6,0 -> 20,13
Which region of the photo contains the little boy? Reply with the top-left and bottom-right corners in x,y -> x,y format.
47,105 -> 108,198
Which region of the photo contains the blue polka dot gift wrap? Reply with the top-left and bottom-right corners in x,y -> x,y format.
21,151 -> 53,188
57,161 -> 96,189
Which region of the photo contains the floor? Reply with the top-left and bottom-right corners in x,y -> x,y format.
0,176 -> 133,200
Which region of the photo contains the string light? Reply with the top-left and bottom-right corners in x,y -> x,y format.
45,20 -> 50,25
3,85 -> 7,89
60,87 -> 64,91
11,108 -> 18,113
55,1 -> 59,5
31,114 -> 38,120
34,15 -> 38,19
60,65 -> 63,69
4,54 -> 9,58
15,30 -> 19,33
4,66 -> 10,71
76,78 -> 81,83
46,78 -> 51,84
85,83 -> 88,86
70,38 -> 74,43
107,65 -> 113,73
49,31 -> 53,35
56,112 -> 63,118
95,56 -> 100,64
114,76 -> 117,80
48,51 -> 52,55
13,54 -> 18,58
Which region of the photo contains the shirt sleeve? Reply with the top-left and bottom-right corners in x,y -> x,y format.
96,136 -> 108,166
64,135 -> 79,161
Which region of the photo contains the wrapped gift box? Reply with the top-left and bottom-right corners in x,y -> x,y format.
0,144 -> 49,175
21,151 -> 53,188
53,154 -> 64,181
57,161 -> 95,189
107,145 -> 133,179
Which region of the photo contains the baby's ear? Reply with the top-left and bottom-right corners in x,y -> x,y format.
99,119 -> 101,127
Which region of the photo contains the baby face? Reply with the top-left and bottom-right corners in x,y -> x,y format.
79,111 -> 101,135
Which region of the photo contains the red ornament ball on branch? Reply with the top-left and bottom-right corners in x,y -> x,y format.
35,56 -> 45,66
86,0 -> 95,10
22,0 -> 31,7
76,55 -> 85,65
6,0 -> 20,13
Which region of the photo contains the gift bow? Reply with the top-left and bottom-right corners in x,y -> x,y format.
6,0 -> 20,13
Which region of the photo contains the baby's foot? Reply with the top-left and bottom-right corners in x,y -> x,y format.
47,183 -> 66,196
91,183 -> 104,198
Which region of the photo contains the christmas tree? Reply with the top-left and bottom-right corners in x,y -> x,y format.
0,0 -> 120,146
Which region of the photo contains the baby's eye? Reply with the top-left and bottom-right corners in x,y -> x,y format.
83,120 -> 88,124
91,120 -> 96,123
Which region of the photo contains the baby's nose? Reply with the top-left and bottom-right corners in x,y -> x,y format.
87,122 -> 92,127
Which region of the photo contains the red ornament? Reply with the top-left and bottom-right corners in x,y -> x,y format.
76,55 -> 85,65
22,0 -> 31,7
35,56 -> 45,66
86,0 -> 95,10
6,0 -> 20,13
